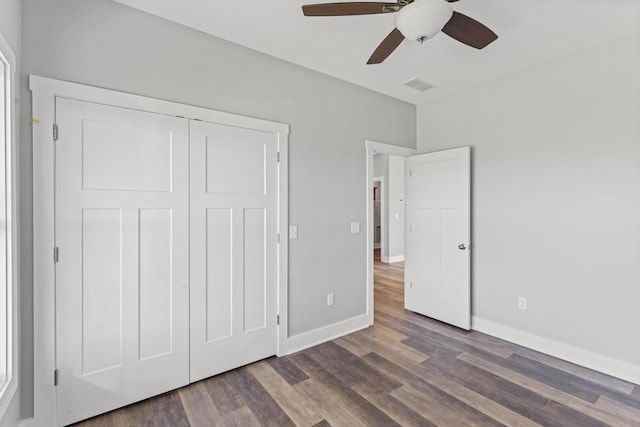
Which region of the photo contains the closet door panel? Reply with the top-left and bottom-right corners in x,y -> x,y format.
190,120 -> 278,382
55,98 -> 190,426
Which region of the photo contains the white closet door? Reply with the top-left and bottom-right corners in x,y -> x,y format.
189,120 -> 278,382
55,98 -> 190,426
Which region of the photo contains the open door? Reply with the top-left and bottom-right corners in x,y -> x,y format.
404,147 -> 471,330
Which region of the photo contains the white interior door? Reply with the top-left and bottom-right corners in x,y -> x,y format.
405,147 -> 471,329
55,98 -> 190,425
189,120 -> 279,382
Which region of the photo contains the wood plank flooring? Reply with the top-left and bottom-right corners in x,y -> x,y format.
73,253 -> 640,426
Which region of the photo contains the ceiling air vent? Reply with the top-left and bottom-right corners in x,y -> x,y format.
401,77 -> 436,92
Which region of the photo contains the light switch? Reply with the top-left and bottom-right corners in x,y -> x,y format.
289,225 -> 298,239
350,221 -> 360,234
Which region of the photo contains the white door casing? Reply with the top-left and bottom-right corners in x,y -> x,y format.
55,98 -> 190,425
405,147 -> 471,330
189,120 -> 279,382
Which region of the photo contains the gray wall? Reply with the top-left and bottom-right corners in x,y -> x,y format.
373,154 -> 389,257
417,34 -> 640,367
387,155 -> 405,259
0,0 -> 20,53
0,0 -> 21,425
372,154 -> 405,261
19,0 -> 416,416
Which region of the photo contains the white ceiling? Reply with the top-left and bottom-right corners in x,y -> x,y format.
113,0 -> 640,105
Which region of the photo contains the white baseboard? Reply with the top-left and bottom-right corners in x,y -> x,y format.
382,255 -> 404,263
284,314 -> 371,355
472,316 -> 640,385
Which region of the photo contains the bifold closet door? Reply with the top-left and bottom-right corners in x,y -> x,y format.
54,98 -> 190,426
189,120 -> 279,382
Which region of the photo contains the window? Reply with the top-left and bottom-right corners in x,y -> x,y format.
0,31 -> 16,412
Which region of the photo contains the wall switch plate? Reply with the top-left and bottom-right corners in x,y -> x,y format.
327,293 -> 334,306
518,297 -> 527,311
350,221 -> 360,234
289,225 -> 298,239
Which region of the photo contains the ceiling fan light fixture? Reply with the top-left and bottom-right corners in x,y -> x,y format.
395,0 -> 453,42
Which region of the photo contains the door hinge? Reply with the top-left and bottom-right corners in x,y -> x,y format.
409,169 -> 412,177
277,233 -> 280,244
410,281 -> 413,289
53,247 -> 59,263
277,314 -> 280,325
277,152 -> 280,163
54,369 -> 59,386
53,123 -> 59,141
409,225 -> 412,233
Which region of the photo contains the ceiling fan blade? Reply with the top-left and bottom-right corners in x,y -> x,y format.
441,11 -> 498,49
367,28 -> 405,64
302,2 -> 401,16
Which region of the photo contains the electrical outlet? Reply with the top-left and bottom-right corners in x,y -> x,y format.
518,297 -> 528,311
350,221 -> 360,234
327,293 -> 334,306
289,225 -> 298,239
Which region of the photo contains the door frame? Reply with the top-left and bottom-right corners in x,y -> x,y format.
365,140 -> 416,325
29,75 -> 289,427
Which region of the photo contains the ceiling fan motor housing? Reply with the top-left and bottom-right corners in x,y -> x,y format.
396,0 -> 453,41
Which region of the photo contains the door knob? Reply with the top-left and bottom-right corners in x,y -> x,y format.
458,244 -> 467,250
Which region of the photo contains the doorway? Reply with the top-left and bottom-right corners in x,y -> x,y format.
365,140 -> 471,330
372,176 -> 384,253
365,141 -> 416,325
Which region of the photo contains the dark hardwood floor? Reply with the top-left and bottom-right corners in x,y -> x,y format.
74,252 -> 640,426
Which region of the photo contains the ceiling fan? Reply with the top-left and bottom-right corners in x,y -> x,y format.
301,0 -> 498,64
